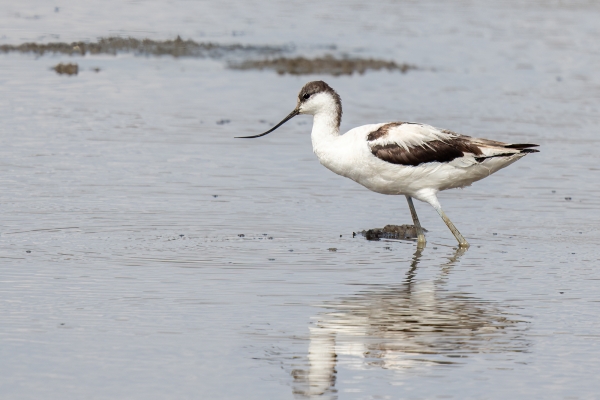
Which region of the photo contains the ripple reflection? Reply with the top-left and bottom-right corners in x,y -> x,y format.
292,249 -> 530,398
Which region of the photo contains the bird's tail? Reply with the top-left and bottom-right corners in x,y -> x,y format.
474,143 -> 539,162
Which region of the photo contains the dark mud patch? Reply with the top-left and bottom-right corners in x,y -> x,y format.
1,36 -> 289,58
53,63 -> 78,75
356,224 -> 427,241
229,55 -> 418,76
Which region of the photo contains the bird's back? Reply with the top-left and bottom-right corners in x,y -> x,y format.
329,121 -> 538,196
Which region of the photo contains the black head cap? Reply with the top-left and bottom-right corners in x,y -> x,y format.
298,81 -> 342,127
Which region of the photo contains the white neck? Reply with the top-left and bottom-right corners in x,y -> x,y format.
311,110 -> 340,159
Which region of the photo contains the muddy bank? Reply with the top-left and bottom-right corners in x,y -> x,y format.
229,55 -> 418,76
0,36 -> 289,58
356,224 -> 427,241
2,37 -> 418,76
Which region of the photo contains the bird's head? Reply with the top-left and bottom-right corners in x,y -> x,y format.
236,80 -> 342,139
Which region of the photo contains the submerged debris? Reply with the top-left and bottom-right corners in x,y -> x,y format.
359,224 -> 427,241
1,36 -> 289,58
53,62 -> 78,75
229,55 -> 418,76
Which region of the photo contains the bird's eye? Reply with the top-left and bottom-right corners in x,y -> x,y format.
302,93 -> 311,100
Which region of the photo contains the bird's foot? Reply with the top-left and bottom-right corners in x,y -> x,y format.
417,234 -> 426,249
458,240 -> 470,249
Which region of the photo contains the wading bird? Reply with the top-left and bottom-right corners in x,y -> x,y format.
236,81 -> 538,248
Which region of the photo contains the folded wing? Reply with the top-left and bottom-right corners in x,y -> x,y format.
366,122 -> 538,167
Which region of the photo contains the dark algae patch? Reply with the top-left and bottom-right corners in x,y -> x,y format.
3,36 -> 418,76
1,36 -> 289,58
53,63 -> 78,75
229,55 -> 418,76
358,224 -> 428,241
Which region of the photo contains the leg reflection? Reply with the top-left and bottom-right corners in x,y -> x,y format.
292,246 -> 527,398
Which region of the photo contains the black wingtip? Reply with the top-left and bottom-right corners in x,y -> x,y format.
520,148 -> 540,154
504,143 -> 539,149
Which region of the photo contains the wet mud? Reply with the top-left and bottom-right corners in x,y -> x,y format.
3,37 -> 418,77
229,55 -> 417,76
53,62 -> 78,75
0,36 -> 289,58
356,224 -> 427,241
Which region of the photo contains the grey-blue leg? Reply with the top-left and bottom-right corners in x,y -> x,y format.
428,197 -> 469,248
405,195 -> 426,247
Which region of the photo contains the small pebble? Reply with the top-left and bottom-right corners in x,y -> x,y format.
559,292 -> 564,294
238,234 -> 245,237
213,195 -> 218,198
179,234 -> 184,237
26,250 -> 31,253
288,249 -> 293,252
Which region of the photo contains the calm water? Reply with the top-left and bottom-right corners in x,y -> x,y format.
1,1 -> 599,399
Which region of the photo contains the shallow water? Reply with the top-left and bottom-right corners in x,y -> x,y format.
1,1 -> 600,399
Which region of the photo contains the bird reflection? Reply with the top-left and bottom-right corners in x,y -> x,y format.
292,247 -> 529,398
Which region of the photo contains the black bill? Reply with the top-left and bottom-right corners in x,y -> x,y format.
235,109 -> 299,139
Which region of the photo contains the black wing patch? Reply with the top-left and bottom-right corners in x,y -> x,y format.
370,137 -> 484,167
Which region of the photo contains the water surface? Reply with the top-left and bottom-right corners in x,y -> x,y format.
1,1 -> 599,399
